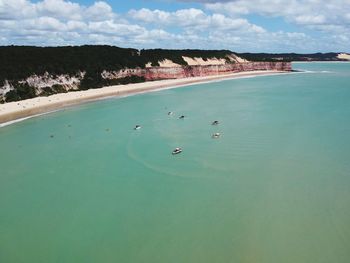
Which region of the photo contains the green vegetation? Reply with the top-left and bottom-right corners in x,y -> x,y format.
39,85 -> 68,97
0,45 -> 235,103
5,83 -> 36,102
80,72 -> 145,90
2,46 -> 342,103
104,76 -> 146,86
0,45 -> 234,85
0,45 -> 144,85
79,68 -> 105,90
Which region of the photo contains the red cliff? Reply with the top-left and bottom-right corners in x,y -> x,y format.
102,61 -> 292,81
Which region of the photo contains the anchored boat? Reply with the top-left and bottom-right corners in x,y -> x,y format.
212,133 -> 220,138
172,147 -> 182,155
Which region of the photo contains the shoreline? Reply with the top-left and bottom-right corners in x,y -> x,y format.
292,61 -> 350,63
0,70 -> 290,125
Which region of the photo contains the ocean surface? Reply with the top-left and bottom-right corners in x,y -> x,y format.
0,62 -> 349,263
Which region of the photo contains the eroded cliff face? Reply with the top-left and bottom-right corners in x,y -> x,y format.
102,61 -> 292,81
24,72 -> 84,91
0,81 -> 12,97
0,61 -> 291,102
0,73 -> 84,102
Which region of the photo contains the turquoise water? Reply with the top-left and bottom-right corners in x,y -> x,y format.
0,63 -> 350,263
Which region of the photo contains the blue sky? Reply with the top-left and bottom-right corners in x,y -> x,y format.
1,0 -> 349,52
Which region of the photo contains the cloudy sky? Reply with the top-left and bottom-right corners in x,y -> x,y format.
0,0 -> 349,52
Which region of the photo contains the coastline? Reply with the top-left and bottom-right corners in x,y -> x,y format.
0,70 -> 289,125
292,61 -> 350,63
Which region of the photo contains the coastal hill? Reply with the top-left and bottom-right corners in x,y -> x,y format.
0,46 -> 294,103
0,46 -> 243,87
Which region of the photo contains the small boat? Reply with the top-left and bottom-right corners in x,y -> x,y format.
179,115 -> 185,119
212,120 -> 219,125
168,111 -> 173,115
212,133 -> 220,139
134,125 -> 141,130
172,147 -> 182,155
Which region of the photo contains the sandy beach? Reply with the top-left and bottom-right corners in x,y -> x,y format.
0,70 -> 288,125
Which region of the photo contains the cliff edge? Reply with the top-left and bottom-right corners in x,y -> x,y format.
0,46 -> 292,103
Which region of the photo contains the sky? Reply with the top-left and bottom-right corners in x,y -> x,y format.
0,0 -> 349,52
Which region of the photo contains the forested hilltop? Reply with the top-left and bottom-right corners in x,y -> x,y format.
2,45 -> 344,103
1,46 -> 347,85
0,46 -> 233,84
236,52 -> 348,62
0,45 -> 238,103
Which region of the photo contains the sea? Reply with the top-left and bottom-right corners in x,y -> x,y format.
0,62 -> 349,263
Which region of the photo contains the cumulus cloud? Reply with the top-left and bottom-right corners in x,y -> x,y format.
0,0 -> 171,47
0,0 -> 349,52
203,0 -> 350,30
85,1 -> 114,21
188,0 -> 350,50
35,0 -> 82,20
128,8 -> 266,33
0,0 -> 269,49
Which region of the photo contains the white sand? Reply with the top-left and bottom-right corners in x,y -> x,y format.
337,53 -> 350,60
144,54 -> 247,68
182,54 -> 248,65
145,59 -> 181,68
0,70 -> 288,124
232,55 -> 248,63
182,56 -> 227,66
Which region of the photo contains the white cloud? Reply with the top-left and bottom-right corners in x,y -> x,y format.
204,0 -> 350,31
128,8 -> 207,26
0,0 -> 349,52
66,20 -> 87,31
0,0 -> 167,47
30,16 -> 67,31
85,1 -> 114,21
129,8 -> 266,33
88,20 -> 145,36
128,8 -> 170,23
0,0 -> 36,20
36,0 -> 82,20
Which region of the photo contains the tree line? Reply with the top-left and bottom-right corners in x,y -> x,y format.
0,45 -> 235,102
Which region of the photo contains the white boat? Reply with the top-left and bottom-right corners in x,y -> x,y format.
134,125 -> 141,130
172,147 -> 182,155
212,133 -> 220,138
168,111 -> 173,115
212,120 -> 219,125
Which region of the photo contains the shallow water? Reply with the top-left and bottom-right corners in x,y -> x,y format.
1,63 -> 350,263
